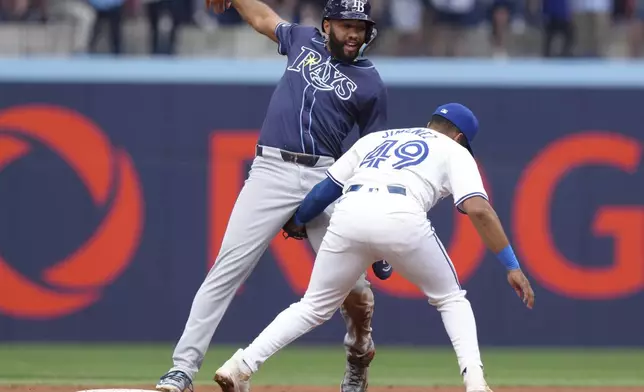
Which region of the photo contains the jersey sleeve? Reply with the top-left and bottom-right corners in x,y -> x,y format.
357,82 -> 388,137
326,134 -> 374,187
445,147 -> 489,214
274,22 -> 310,56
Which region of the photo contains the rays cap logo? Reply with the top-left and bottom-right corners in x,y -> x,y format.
340,0 -> 366,13
0,105 -> 145,320
351,0 -> 365,12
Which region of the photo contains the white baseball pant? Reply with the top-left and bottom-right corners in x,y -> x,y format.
242,186 -> 484,375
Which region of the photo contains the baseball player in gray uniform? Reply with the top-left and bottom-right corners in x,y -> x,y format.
155,1 -> 390,392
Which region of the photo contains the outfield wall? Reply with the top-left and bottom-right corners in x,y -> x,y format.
0,58 -> 642,346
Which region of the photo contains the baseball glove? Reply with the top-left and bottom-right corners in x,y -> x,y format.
282,214 -> 308,240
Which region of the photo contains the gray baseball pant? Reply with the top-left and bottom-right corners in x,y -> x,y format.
170,145 -> 375,380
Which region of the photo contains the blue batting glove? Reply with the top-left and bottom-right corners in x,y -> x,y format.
372,260 -> 393,280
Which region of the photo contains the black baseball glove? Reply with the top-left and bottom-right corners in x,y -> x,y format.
282,214 -> 308,240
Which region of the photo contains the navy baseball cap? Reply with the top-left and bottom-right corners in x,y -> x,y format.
432,103 -> 479,156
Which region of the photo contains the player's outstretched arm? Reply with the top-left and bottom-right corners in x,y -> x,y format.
293,177 -> 343,226
227,0 -> 285,42
280,177 -> 341,240
292,136 -> 371,227
460,196 -> 535,309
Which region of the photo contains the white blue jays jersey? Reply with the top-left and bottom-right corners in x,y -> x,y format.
326,127 -> 489,213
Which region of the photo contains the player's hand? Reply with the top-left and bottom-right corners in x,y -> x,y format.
205,0 -> 231,14
507,269 -> 534,309
282,214 -> 307,240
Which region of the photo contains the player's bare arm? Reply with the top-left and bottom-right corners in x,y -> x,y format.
207,0 -> 284,42
461,196 -> 508,251
461,196 -> 535,309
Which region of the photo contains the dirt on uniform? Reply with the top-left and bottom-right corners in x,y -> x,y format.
1,385 -> 643,392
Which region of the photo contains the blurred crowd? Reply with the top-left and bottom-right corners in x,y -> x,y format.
1,0 -> 644,58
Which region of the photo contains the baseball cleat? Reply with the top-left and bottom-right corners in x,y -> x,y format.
156,370 -> 193,392
463,366 -> 493,392
341,349 -> 375,392
214,348 -> 251,392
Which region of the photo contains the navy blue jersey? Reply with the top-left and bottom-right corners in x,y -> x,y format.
257,22 -> 388,159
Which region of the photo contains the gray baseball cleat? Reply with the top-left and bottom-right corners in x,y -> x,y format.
341,349 -> 375,392
156,370 -> 193,392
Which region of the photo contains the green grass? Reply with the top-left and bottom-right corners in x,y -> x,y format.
0,344 -> 643,387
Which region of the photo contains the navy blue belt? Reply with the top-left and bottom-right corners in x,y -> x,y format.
256,145 -> 321,167
346,184 -> 407,196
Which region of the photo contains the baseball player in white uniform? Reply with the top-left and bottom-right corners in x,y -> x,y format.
212,103 -> 535,392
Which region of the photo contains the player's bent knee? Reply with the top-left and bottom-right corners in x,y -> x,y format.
343,286 -> 375,313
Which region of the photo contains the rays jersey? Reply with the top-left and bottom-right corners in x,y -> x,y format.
326,127 -> 489,213
258,23 -> 388,159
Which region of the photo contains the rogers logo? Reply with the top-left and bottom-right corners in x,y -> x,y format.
0,105 -> 144,319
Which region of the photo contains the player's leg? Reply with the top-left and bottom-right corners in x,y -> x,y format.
305,189 -> 375,392
374,217 -> 489,391
157,155 -> 301,390
307,209 -> 375,354
214,225 -> 373,391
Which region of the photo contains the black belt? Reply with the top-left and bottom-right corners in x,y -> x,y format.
256,145 -> 321,167
347,184 -> 407,196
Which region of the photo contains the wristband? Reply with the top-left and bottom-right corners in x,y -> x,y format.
496,245 -> 520,270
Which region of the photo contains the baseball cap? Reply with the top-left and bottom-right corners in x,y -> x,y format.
432,103 -> 479,156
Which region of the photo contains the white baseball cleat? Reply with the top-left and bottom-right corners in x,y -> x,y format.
463,365 -> 493,392
214,349 -> 251,392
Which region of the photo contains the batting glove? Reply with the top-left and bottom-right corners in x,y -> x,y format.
372,260 -> 393,280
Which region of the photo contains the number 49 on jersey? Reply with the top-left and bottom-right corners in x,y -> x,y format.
359,139 -> 429,170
